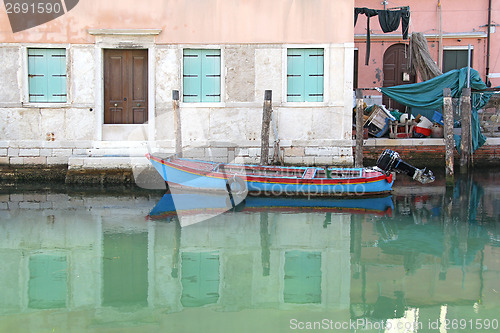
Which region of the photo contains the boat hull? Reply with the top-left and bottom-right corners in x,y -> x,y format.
146,154 -> 394,197
148,192 -> 394,223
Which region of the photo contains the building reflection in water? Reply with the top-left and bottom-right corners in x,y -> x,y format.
0,174 -> 498,332
350,174 -> 499,330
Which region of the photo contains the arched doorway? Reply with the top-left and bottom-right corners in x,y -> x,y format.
382,43 -> 415,112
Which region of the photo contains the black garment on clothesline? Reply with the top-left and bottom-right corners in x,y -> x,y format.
355,7 -> 410,65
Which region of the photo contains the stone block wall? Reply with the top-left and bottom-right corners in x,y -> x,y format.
1,42 -> 355,168
355,138 -> 500,167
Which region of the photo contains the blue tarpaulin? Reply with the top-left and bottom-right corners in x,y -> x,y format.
379,68 -> 492,153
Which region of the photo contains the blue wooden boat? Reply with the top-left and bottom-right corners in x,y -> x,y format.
148,192 -> 394,223
146,149 -> 434,197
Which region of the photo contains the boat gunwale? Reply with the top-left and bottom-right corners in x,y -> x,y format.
164,182 -> 393,197
148,154 -> 392,185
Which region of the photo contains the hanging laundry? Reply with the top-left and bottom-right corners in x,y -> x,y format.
355,7 -> 410,65
378,9 -> 410,39
355,7 -> 378,65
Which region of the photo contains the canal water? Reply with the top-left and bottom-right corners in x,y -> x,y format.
0,171 -> 499,333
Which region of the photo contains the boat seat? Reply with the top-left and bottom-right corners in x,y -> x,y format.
303,168 -> 317,179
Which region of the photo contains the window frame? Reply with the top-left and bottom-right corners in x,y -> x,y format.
180,46 -> 225,107
23,45 -> 70,107
442,46 -> 474,73
283,45 -> 329,106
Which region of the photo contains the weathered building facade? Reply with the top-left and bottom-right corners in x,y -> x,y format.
354,0 -> 500,104
0,0 -> 356,170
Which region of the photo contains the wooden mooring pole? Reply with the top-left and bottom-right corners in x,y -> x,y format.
260,90 -> 273,165
460,88 -> 472,173
173,90 -> 182,158
443,88 -> 454,185
355,89 -> 364,168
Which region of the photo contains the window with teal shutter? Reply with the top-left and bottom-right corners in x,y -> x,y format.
28,48 -> 67,103
284,251 -> 322,304
181,251 -> 220,307
287,48 -> 324,102
183,49 -> 221,102
28,254 -> 67,309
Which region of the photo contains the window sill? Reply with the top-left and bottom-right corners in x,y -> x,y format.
22,102 -> 71,108
283,101 -> 329,108
179,102 -> 226,108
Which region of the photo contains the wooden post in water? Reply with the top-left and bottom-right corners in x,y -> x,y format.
172,90 -> 182,157
260,90 -> 273,165
460,88 -> 472,172
443,88 -> 454,184
355,89 -> 364,168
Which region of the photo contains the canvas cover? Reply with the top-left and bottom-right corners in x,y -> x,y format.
379,68 -> 492,153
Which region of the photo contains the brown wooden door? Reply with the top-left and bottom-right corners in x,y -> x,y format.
104,49 -> 148,124
382,43 -> 415,112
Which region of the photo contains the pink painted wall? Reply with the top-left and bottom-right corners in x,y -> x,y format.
0,0 -> 354,44
355,0 -> 500,87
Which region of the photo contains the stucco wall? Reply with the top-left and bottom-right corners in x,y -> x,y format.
0,0 -> 354,44
0,41 -> 355,167
0,0 -> 356,168
150,43 -> 354,166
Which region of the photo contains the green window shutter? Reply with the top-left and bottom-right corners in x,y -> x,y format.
28,254 -> 67,309
183,49 -> 202,102
284,251 -> 322,304
181,252 -> 220,307
28,48 -> 48,102
201,49 -> 221,102
287,48 -> 324,102
443,50 -> 470,73
47,49 -> 67,102
28,48 -> 67,103
305,49 -> 324,102
287,49 -> 305,102
183,49 -> 221,103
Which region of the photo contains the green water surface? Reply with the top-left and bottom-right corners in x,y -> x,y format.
0,172 -> 499,333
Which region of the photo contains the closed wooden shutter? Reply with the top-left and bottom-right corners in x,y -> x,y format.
443,49 -> 470,73
28,48 -> 67,103
287,49 -> 324,102
183,49 -> 221,102
28,254 -> 67,309
181,251 -> 220,307
284,251 -> 322,304
201,49 -> 221,102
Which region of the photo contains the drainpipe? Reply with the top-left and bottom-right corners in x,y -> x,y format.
467,44 -> 472,88
486,0 -> 492,86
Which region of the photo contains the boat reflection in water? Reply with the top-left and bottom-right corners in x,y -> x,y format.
0,173 -> 499,332
148,190 -> 394,226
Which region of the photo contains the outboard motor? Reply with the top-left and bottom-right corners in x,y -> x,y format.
376,149 -> 435,184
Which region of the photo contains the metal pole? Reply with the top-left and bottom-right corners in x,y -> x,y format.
467,44 -> 472,88
486,0 -> 492,86
355,89 -> 365,168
